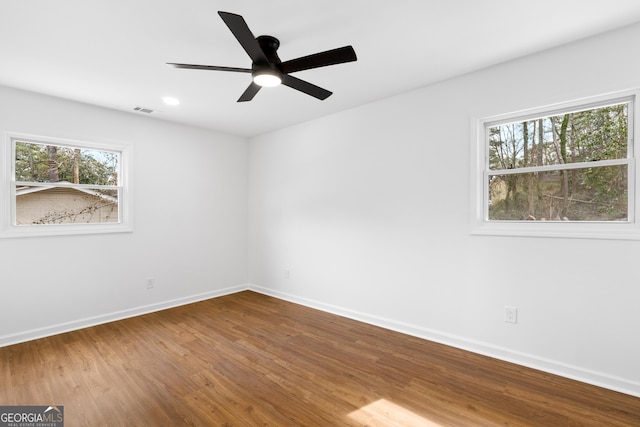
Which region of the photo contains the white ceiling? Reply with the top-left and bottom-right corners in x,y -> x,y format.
2,0 -> 640,138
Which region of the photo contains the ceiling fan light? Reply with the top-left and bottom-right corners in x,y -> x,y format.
253,69 -> 282,87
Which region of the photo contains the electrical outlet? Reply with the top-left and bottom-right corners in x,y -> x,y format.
504,306 -> 517,323
284,269 -> 290,279
146,277 -> 155,289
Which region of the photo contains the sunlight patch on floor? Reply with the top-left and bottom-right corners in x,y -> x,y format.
348,398 -> 442,426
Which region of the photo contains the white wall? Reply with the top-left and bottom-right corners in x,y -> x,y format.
248,23 -> 640,396
0,85 -> 249,345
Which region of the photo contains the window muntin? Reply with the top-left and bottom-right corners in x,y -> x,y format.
1,133 -> 132,237
484,98 -> 633,223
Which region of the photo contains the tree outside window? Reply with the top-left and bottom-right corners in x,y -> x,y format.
486,101 -> 631,222
1,133 -> 132,238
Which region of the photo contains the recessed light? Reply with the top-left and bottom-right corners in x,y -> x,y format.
162,96 -> 180,106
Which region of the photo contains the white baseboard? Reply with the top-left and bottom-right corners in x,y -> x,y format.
248,284 -> 640,398
4,283 -> 638,398
0,284 -> 249,348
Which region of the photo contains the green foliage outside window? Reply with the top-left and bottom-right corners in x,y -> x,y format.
487,103 -> 629,221
15,141 -> 118,185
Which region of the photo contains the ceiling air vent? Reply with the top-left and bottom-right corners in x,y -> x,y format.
133,106 -> 154,114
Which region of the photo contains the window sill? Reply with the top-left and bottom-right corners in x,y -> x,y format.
470,219 -> 640,240
0,223 -> 133,239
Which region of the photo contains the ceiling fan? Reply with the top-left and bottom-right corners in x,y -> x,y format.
167,11 -> 357,102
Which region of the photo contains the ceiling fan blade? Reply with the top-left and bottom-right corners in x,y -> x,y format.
281,74 -> 332,100
166,63 -> 251,73
281,46 -> 357,74
218,11 -> 269,64
238,82 -> 261,102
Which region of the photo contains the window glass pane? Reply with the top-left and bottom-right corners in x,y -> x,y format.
488,103 -> 628,170
15,141 -> 119,185
15,185 -> 119,225
488,165 -> 628,221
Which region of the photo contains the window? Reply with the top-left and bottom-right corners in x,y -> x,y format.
1,133 -> 132,237
471,90 -> 640,239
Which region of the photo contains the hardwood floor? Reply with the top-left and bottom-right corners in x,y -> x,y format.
1,291 -> 639,426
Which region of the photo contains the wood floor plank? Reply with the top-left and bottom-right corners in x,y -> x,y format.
1,290 -> 639,426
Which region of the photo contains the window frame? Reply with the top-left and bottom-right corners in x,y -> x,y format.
470,90 -> 640,240
1,132 -> 133,238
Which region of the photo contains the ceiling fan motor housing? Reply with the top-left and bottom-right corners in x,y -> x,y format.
254,36 -> 282,71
